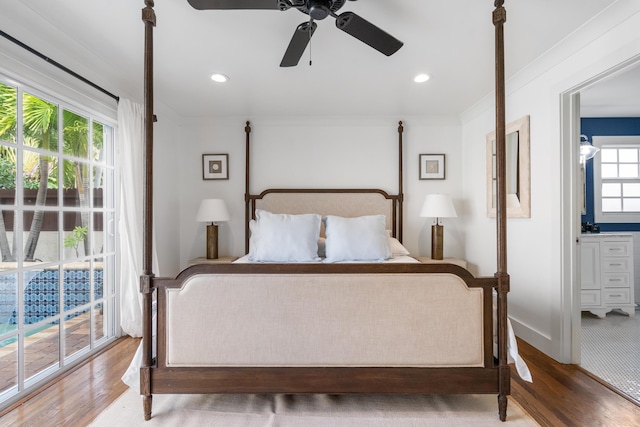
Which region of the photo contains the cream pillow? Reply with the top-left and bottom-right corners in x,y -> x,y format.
389,236 -> 410,257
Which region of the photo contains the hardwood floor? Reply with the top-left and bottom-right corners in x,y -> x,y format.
0,336 -> 638,426
0,336 -> 139,427
512,339 -> 640,426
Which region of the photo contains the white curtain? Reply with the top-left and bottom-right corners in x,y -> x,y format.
117,98 -> 157,337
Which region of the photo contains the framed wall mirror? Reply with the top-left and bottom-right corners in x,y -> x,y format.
486,115 -> 531,218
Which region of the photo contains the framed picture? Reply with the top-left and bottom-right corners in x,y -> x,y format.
419,154 -> 445,180
202,154 -> 229,180
485,115 -> 530,218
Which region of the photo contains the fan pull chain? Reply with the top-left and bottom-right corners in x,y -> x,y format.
308,23 -> 313,66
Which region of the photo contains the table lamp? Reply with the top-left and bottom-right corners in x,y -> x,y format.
196,199 -> 230,259
420,194 -> 457,260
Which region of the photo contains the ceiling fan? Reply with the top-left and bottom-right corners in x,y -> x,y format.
187,0 -> 404,67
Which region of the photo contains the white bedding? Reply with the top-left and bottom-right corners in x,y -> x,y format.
233,254 -> 420,264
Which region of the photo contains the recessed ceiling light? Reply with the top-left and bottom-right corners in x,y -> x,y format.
210,73 -> 229,83
414,73 -> 430,83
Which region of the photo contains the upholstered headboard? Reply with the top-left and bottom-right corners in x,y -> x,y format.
250,189 -> 399,240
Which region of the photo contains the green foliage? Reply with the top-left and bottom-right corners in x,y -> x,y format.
0,156 -> 16,189
0,91 -> 108,191
24,175 -> 41,189
64,226 -> 88,257
0,82 -> 17,143
22,93 -> 58,150
0,81 -> 110,261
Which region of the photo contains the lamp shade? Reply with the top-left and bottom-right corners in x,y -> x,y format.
196,199 -> 230,223
420,194 -> 457,218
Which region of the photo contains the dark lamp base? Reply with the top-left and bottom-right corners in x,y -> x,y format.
206,224 -> 219,259
431,224 -> 444,260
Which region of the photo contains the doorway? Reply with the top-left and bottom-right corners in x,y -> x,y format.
564,60 -> 640,403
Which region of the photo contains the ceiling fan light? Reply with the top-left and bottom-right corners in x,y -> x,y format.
414,73 -> 430,83
309,0 -> 330,20
210,73 -> 229,83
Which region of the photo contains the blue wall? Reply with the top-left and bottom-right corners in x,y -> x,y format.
581,117 -> 640,232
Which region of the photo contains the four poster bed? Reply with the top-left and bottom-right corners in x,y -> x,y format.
136,0 -> 516,422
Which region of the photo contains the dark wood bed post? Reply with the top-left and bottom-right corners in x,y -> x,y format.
493,0 -> 510,421
397,121 -> 404,243
244,121 -> 251,254
140,0 -> 156,421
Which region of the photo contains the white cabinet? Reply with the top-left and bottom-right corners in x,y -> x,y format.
581,234 -> 636,318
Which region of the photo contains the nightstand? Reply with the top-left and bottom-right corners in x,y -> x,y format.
415,257 -> 468,269
188,256 -> 238,266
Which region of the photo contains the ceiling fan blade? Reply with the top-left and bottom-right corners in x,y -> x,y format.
280,21 -> 317,67
335,12 -> 403,56
187,0 -> 280,10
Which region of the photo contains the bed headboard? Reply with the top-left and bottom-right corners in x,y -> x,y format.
244,121 -> 405,253
250,189 -> 399,238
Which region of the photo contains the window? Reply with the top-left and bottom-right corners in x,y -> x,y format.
593,136 -> 640,223
0,76 -> 116,406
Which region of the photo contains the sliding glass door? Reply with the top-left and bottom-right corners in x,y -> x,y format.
0,77 -> 117,406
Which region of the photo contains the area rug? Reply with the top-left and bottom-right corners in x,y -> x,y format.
90,390 -> 538,426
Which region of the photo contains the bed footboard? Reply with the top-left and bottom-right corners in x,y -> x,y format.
146,263 -> 499,399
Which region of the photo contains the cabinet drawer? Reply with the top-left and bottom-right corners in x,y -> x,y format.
602,273 -> 631,288
581,290 -> 600,307
602,258 -> 631,272
601,241 -> 631,257
603,289 -> 630,304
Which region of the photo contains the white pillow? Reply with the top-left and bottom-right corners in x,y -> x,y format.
324,215 -> 391,262
249,210 -> 321,262
318,236 -> 401,259
248,219 -> 259,259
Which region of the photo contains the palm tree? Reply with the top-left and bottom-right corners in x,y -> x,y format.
0,83 -> 17,261
63,110 -> 91,256
0,81 -> 105,261
0,83 -> 58,261
0,83 -> 16,143
20,93 -> 58,261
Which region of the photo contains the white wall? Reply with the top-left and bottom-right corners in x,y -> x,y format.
460,1 -> 640,361
173,116 -> 463,269
152,107 -> 181,277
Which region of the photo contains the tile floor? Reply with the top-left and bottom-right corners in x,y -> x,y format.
581,308 -> 640,403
